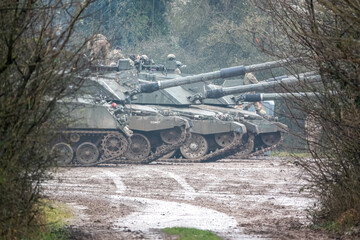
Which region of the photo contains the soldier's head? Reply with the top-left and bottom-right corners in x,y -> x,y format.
167,54 -> 176,61
244,73 -> 258,85
94,34 -> 107,41
141,55 -> 149,61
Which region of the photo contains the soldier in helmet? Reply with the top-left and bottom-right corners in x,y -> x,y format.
166,54 -> 182,74
87,34 -> 110,65
107,45 -> 125,66
140,54 -> 154,66
243,73 -> 267,115
167,54 -> 176,61
129,54 -> 142,72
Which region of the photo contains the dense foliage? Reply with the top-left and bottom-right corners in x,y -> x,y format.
80,0 -> 269,72
253,0 -> 360,231
0,0 -> 91,238
81,0 -> 173,48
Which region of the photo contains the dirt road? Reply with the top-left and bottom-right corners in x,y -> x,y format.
44,157 -> 333,239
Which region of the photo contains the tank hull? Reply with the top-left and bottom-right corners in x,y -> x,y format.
52,101 -> 131,166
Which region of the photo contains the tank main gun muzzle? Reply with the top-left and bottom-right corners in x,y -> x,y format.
233,92 -> 318,103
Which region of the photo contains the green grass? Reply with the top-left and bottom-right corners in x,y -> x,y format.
162,227 -> 222,240
40,200 -> 72,239
23,200 -> 73,240
270,150 -> 311,158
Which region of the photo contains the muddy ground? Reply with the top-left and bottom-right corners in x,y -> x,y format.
44,157 -> 336,239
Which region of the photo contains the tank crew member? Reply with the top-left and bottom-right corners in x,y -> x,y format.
87,34 -> 110,65
129,54 -> 142,72
107,45 -> 125,66
140,55 -> 154,66
243,73 -> 267,115
166,54 -> 182,74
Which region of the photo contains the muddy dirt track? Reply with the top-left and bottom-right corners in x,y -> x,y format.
44,157 -> 335,239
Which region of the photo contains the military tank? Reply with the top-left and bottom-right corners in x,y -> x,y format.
196,73 -> 321,156
79,64 -> 193,164
51,95 -> 132,166
89,60 -> 251,163
129,58 -> 300,159
50,65 -> 192,166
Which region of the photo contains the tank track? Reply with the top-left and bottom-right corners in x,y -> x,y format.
55,130 -> 281,166
97,125 -> 191,165
128,126 -> 191,164
156,133 -> 255,163
55,126 -> 191,166
248,132 -> 284,158
227,132 -> 284,159
54,130 -> 128,167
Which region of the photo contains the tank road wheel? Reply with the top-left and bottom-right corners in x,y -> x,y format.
160,127 -> 182,144
101,132 -> 128,159
125,133 -> 151,161
52,142 -> 74,165
214,132 -> 235,147
76,142 -> 100,164
70,133 -> 80,143
260,132 -> 282,146
180,134 -> 209,159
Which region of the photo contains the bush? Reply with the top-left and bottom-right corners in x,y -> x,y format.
252,0 -> 360,233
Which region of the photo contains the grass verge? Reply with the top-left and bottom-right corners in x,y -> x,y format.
270,150 -> 311,158
25,199 -> 73,240
162,227 -> 222,240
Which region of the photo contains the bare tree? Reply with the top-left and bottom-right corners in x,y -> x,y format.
0,0 -> 92,238
251,0 -> 360,231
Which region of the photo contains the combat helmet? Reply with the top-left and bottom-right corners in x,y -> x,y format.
167,54 -> 176,61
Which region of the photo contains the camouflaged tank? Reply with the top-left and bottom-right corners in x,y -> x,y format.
128,58 -> 301,160
82,62 -> 192,164
89,60 -> 250,163
132,58 -> 303,159
51,63 -> 192,166
51,88 -> 132,166
199,73 -> 321,156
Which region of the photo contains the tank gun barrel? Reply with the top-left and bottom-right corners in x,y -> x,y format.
205,73 -> 321,99
134,58 -> 301,96
238,92 -> 317,102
